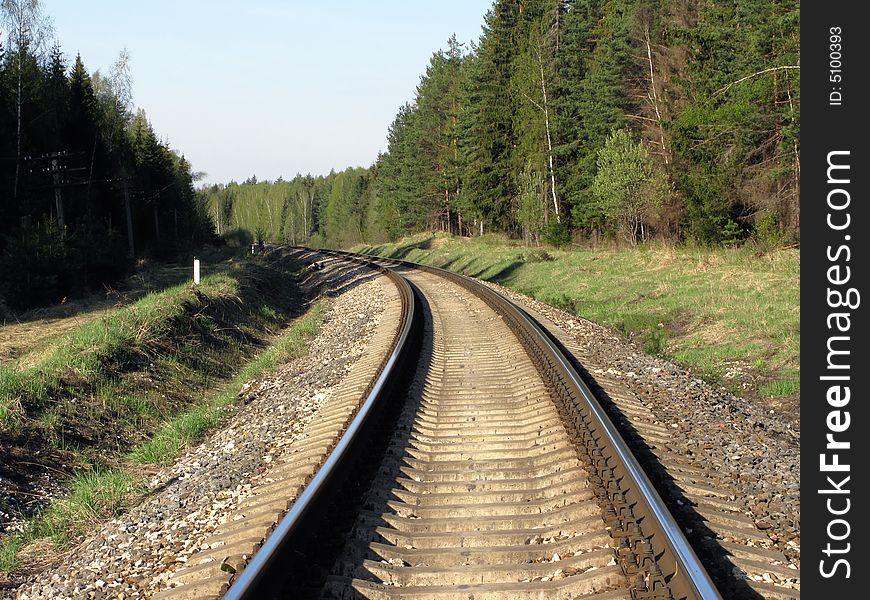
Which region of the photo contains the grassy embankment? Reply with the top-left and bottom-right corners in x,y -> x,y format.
0,249 -> 327,573
356,233 -> 799,400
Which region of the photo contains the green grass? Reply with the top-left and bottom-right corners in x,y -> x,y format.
0,272 -> 238,429
1,293 -> 329,573
131,300 -> 328,466
356,233 -> 799,397
119,394 -> 159,420
131,403 -> 222,465
0,251 -> 335,574
759,372 -> 801,397
0,469 -> 138,572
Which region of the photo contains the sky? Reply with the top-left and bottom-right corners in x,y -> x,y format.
39,1 -> 493,186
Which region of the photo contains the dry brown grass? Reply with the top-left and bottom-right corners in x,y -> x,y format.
697,320 -> 741,345
430,236 -> 451,250
0,306 -> 115,368
12,538 -> 61,573
641,248 -> 680,272
0,257 -> 225,368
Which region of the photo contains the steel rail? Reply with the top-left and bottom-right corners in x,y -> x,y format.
450,267 -> 720,600
332,249 -> 722,600
223,253 -> 415,600
514,301 -> 721,600
226,247 -> 720,599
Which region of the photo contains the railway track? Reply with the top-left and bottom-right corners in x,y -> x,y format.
154,250 -> 796,600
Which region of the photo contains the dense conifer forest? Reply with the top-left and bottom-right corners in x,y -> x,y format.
0,1 -> 213,310
2,0 -> 800,311
204,0 -> 799,250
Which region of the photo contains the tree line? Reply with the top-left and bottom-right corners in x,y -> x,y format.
212,0 -> 799,251
1,1 -> 213,310
198,167 -> 376,250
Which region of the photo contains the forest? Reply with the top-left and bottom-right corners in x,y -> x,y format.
2,0 -> 800,311
0,1 -> 213,311
207,0 -> 799,251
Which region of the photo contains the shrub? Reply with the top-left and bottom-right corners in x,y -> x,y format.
543,219 -> 571,248
592,129 -> 668,246
222,228 -> 254,248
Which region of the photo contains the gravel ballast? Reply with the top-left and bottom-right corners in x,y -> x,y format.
10,258 -> 388,600
485,280 -> 800,593
7,258 -> 801,598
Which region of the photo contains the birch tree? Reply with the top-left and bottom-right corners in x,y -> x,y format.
1,0 -> 52,197
516,18 -> 560,222
592,129 -> 667,245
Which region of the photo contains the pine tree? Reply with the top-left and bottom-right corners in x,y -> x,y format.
510,0 -> 563,236
324,167 -> 369,247
0,6 -> 213,308
667,0 -> 800,242
568,0 -> 636,231
413,36 -> 465,233
552,0 -> 602,228
459,2 -> 522,233
43,44 -> 69,143
376,103 -> 426,237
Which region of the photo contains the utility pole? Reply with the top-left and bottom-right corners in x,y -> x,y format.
39,151 -> 84,237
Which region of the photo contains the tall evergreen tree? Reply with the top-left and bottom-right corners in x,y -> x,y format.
552,0 -> 601,222
668,0 -> 800,242
376,103 -> 426,237
511,0 -> 563,231
413,36 -> 465,233
568,0 -> 636,230
459,2 -> 522,233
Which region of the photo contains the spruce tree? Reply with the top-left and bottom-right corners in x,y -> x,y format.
552,0 -> 602,228
568,0 -> 635,231
459,2 -> 522,233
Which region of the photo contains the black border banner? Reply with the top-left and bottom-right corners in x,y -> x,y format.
802,3 -> 869,597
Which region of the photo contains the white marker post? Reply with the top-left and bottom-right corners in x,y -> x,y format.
193,258 -> 201,285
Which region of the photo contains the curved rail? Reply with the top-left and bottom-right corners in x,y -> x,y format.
226,247 -> 721,599
328,249 -> 721,600
223,254 -> 416,600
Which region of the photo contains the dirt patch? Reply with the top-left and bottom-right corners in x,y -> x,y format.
716,363 -> 801,431
764,393 -> 800,428
0,444 -> 70,535
664,310 -> 695,340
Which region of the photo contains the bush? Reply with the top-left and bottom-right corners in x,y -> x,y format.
307,232 -> 326,249
543,220 -> 571,248
222,228 -> 254,248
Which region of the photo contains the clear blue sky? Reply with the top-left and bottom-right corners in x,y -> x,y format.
40,1 -> 492,185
